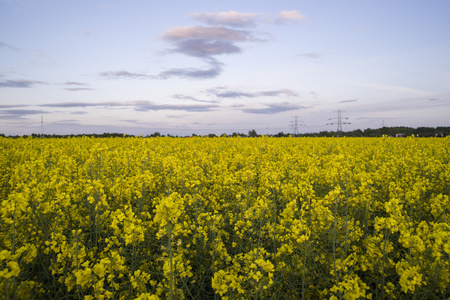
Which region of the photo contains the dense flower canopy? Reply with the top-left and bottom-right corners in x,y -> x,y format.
1,136 -> 450,299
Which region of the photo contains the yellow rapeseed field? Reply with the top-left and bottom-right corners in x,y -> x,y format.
1,136 -> 449,299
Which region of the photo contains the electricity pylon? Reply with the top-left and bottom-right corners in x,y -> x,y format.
290,116 -> 304,136
41,114 -> 43,138
327,110 -> 350,136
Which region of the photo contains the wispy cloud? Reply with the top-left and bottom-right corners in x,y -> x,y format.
158,12 -> 264,79
69,111 -> 88,115
162,25 -> 255,43
241,102 -> 306,114
349,94 -> 450,116
64,87 -> 94,91
0,104 -> 28,108
39,100 -> 219,112
0,114 -> 25,120
0,79 -> 46,88
363,82 -> 431,97
64,81 -> 88,86
340,99 -> 357,103
258,89 -> 298,97
161,25 -> 255,60
157,10 -> 306,80
134,101 -> 219,112
40,101 -> 120,108
276,10 -> 308,23
207,87 -> 298,99
172,94 -> 218,103
62,81 -> 93,91
310,91 -> 320,98
298,52 -> 321,59
166,114 -> 188,119
189,11 -> 259,28
63,81 -> 93,92
81,29 -> 91,36
170,38 -> 242,57
0,41 -> 19,51
156,59 -> 223,79
99,70 -> 149,79
51,119 -> 81,126
0,109 -> 46,119
213,90 -> 254,98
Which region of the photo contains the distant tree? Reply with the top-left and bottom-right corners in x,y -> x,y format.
276,131 -> 290,137
414,127 -> 435,137
248,129 -> 258,137
436,126 -> 450,132
363,128 -> 379,137
349,129 -> 363,137
232,132 -> 245,137
148,132 -> 161,137
319,131 -> 332,137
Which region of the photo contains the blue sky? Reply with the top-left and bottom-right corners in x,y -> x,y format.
1,0 -> 449,136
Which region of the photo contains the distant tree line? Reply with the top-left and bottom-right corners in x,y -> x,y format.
2,126 -> 449,138
2,133 -> 135,139
308,126 -> 450,137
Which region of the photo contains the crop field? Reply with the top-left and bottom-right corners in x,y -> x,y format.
1,136 -> 450,299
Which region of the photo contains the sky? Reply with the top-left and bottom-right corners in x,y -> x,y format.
1,0 -> 449,136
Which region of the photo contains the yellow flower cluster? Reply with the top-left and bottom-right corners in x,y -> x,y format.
1,135 -> 449,299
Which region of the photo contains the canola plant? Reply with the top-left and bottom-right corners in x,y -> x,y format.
1,136 -> 449,299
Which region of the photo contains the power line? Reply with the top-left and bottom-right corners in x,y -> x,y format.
289,116 -> 304,136
327,110 -> 350,136
41,114 -> 43,138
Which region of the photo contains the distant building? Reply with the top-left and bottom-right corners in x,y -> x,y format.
396,133 -> 405,137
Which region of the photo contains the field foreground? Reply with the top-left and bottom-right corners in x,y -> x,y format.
1,136 -> 450,299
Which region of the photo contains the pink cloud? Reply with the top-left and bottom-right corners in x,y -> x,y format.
276,10 -> 308,23
189,11 -> 259,27
162,26 -> 253,41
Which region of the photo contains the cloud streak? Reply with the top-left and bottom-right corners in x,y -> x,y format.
40,100 -> 219,112
0,80 -> 46,88
363,82 -> 431,97
241,102 -> 306,114
189,11 -> 259,28
0,104 -> 28,108
63,81 -> 93,91
40,102 -> 117,108
298,52 -> 321,59
64,88 -> 94,91
133,101 -> 219,112
162,25 -> 255,43
0,109 -> 46,119
64,81 -> 88,86
158,11 -> 266,79
172,94 -> 218,103
156,10 -> 307,80
99,70 -> 149,79
0,41 -> 19,51
156,59 -> 223,79
276,10 -> 308,23
207,87 -> 298,99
